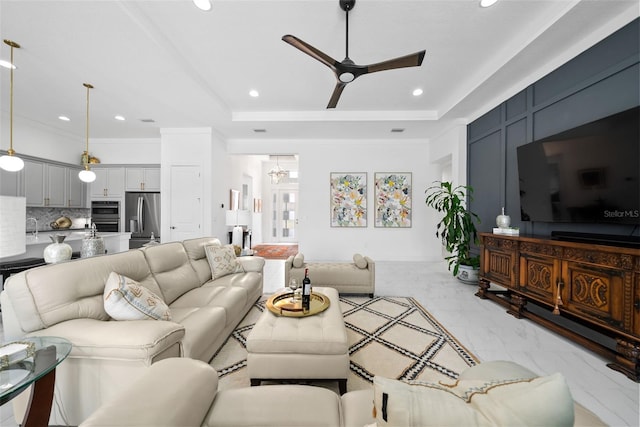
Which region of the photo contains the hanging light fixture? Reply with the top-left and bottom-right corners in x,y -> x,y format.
78,83 -> 96,183
268,155 -> 289,184
0,40 -> 24,172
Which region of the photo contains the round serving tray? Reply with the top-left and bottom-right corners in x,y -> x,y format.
266,291 -> 330,317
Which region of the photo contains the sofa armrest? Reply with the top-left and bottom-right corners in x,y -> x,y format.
237,255 -> 266,273
27,318 -> 185,361
80,358 -> 218,427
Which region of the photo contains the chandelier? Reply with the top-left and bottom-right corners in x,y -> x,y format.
268,156 -> 288,184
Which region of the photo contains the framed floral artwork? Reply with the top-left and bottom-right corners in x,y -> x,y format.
374,172 -> 412,227
330,173 -> 367,227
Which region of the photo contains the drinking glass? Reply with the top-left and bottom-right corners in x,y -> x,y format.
289,278 -> 299,302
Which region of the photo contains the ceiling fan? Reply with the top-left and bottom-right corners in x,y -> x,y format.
282,0 -> 426,109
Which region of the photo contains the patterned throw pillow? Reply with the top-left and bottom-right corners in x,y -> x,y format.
205,244 -> 244,279
103,272 -> 171,321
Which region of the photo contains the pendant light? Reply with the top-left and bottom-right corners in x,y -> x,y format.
268,155 -> 288,184
0,40 -> 24,172
78,83 -> 96,183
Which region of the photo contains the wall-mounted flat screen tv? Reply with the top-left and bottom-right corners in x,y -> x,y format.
517,106 -> 639,225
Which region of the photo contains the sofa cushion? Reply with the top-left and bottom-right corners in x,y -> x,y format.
169,306 -> 227,361
293,252 -> 305,268
182,237 -> 222,284
290,263 -> 370,287
353,253 -> 368,269
372,373 -> 574,427
142,242 -> 202,305
104,272 -> 171,321
205,244 -> 244,279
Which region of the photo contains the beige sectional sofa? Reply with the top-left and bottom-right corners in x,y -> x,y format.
80,357 -> 606,427
285,253 -> 375,296
0,237 -> 264,426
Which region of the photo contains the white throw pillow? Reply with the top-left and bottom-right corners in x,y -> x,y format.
353,253 -> 368,269
205,244 -> 244,279
293,252 -> 305,268
373,373 -> 574,427
104,272 -> 171,321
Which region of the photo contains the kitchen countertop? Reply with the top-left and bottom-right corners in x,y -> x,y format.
26,231 -> 131,246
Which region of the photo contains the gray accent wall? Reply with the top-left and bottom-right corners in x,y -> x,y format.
467,18 -> 639,239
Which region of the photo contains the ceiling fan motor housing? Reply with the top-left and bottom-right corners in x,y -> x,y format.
340,0 -> 355,12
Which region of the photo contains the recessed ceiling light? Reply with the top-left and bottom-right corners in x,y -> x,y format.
0,60 -> 15,69
114,115 -> 125,121
193,0 -> 212,11
249,89 -> 259,98
479,0 -> 498,7
58,116 -> 70,121
254,129 -> 266,133
140,118 -> 155,123
412,88 -> 423,96
391,128 -> 405,133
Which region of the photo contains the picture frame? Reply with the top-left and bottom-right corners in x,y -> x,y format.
330,172 -> 367,227
374,172 -> 412,228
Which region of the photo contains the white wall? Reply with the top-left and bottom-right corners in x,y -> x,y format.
228,135 -> 470,262
1,113 -> 84,164
91,138 -> 161,164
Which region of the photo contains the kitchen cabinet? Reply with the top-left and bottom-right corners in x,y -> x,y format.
67,167 -> 87,207
24,160 -> 67,207
0,167 -> 21,196
125,167 -> 160,191
91,167 -> 125,198
478,233 -> 640,381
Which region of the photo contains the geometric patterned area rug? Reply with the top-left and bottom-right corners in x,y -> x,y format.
210,295 -> 478,393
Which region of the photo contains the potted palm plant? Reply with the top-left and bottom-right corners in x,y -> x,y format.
425,181 -> 481,283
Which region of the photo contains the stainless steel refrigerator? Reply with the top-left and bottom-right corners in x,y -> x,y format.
125,192 -> 161,249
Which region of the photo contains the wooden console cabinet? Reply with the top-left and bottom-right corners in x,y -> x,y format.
477,232 -> 640,381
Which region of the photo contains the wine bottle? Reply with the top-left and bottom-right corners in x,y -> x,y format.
302,268 -> 311,310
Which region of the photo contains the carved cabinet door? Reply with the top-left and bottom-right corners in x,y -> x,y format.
561,261 -> 628,333
519,254 -> 561,304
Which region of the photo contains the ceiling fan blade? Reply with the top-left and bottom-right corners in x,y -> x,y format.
282,34 -> 339,71
366,50 -> 426,74
327,82 -> 347,109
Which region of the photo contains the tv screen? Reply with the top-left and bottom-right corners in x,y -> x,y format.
517,107 -> 640,225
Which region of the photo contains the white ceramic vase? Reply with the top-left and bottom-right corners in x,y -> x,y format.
496,207 -> 511,229
43,235 -> 73,264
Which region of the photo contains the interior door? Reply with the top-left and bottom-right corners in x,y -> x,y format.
271,189 -> 298,243
169,165 -> 202,242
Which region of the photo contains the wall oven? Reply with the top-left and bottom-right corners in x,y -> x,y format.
91,201 -> 120,232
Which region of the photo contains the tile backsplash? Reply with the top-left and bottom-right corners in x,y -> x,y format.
26,207 -> 91,232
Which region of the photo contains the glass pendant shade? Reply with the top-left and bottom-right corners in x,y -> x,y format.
0,152 -> 24,171
78,168 -> 96,183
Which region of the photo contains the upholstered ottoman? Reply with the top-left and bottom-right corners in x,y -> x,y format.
246,286 -> 350,394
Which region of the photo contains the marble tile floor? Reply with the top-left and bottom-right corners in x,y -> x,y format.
1,259 -> 638,426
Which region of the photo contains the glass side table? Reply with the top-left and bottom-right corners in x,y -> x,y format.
0,336 -> 72,427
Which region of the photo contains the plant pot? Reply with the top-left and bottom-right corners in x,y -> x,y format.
456,264 -> 479,285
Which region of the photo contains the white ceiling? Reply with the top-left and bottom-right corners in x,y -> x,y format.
0,0 -> 638,143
